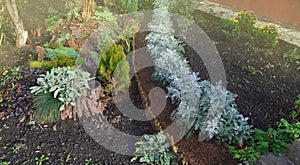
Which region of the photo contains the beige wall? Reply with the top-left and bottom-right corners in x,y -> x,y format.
210,0 -> 300,29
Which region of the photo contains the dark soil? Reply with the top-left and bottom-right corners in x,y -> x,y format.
132,10 -> 300,165
192,11 -> 300,130
0,76 -> 154,164
134,32 -> 238,165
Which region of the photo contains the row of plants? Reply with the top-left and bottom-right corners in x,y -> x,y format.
222,11 -> 280,47
146,0 -> 253,145
131,1 -> 300,164
131,0 -> 251,164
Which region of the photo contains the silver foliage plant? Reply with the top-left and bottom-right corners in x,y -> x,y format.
146,0 -> 200,133
30,67 -> 93,111
147,0 -> 254,144
131,133 -> 178,165
195,81 -> 254,144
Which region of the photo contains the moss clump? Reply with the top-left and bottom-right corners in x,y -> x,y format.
30,55 -> 75,70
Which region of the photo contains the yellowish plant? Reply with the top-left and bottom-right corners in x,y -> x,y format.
254,24 -> 279,47
230,11 -> 257,34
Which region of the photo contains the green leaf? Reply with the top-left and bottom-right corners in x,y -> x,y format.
54,89 -> 63,98
59,105 -> 65,111
130,157 -> 138,162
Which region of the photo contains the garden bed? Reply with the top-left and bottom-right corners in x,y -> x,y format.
133,10 -> 300,164
0,1 -> 300,165
0,76 -> 154,164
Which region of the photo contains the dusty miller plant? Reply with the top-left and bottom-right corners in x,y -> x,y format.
147,0 -> 253,143
30,67 -> 93,111
147,0 -> 201,134
194,80 -> 253,143
216,107 -> 254,145
198,81 -> 228,140
151,68 -> 172,87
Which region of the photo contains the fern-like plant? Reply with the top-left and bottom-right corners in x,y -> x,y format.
92,6 -> 117,29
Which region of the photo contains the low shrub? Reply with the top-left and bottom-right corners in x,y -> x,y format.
224,11 -> 279,47
229,145 -> 261,164
46,15 -> 62,32
222,11 -> 257,38
92,6 -> 117,29
277,118 -> 300,141
191,80 -> 254,143
131,133 -> 178,165
119,0 -> 139,13
230,11 -> 257,34
216,107 -> 254,145
30,67 -> 92,112
253,128 -> 290,156
97,44 -> 130,94
230,119 -> 300,164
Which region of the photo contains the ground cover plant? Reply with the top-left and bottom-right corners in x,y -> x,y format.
0,66 -> 44,121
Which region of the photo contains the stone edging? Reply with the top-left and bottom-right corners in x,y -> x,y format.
197,0 -> 300,47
